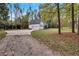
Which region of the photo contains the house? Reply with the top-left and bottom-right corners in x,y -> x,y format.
29,18 -> 44,30
28,9 -> 44,30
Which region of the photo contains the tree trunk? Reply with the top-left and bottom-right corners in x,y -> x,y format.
78,17 -> 79,34
57,3 -> 61,34
11,11 -> 13,29
77,4 -> 79,35
71,3 -> 75,33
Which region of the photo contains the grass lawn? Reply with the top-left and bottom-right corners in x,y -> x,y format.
31,27 -> 79,56
0,30 -> 6,40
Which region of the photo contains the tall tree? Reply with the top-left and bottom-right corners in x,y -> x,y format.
13,3 -> 22,29
0,3 -> 9,29
71,3 -> 75,33
57,3 -> 61,34
8,3 -> 13,29
77,4 -> 79,35
0,3 -> 9,20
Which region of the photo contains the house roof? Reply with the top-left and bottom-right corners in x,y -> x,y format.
29,19 -> 41,24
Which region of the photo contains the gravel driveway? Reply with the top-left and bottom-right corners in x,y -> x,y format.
0,30 -> 61,56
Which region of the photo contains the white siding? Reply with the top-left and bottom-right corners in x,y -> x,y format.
29,24 -> 44,30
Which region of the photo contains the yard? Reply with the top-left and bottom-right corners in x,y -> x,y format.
31,27 -> 79,56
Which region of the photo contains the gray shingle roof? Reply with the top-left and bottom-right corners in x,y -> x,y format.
29,19 -> 41,24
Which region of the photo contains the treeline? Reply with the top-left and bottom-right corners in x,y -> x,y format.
0,3 -> 29,30
39,3 -> 79,34
39,4 -> 77,28
0,3 -> 79,34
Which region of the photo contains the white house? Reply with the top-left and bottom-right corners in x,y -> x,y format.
29,19 -> 44,30
28,9 -> 44,30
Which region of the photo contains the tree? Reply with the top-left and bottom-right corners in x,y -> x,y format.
15,10 -> 29,29
39,4 -> 57,28
78,15 -> 79,35
77,4 -> 79,35
8,3 -> 13,29
57,3 -> 61,34
0,3 -> 9,20
0,3 -> 9,29
71,3 -> 75,33
13,3 -> 22,29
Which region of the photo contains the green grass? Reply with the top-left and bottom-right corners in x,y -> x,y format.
0,30 -> 6,40
31,27 -> 79,56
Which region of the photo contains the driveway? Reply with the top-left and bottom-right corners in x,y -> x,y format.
5,30 -> 33,36
0,30 -> 61,56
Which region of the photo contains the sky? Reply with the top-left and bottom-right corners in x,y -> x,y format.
19,3 -> 40,10
9,3 -> 41,20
